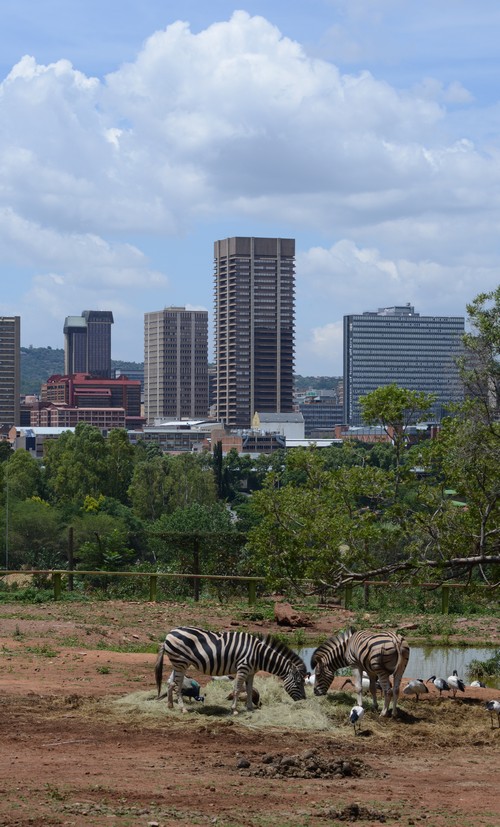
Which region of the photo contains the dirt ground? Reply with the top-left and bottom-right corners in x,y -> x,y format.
0,598 -> 499,827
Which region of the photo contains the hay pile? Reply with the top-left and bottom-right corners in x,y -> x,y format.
112,676 -> 341,731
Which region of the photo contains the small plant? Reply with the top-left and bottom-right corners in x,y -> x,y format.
467,648 -> 500,681
25,644 -> 58,658
96,665 -> 111,674
44,783 -> 65,801
13,624 -> 24,638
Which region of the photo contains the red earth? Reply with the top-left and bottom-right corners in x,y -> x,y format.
0,597 -> 499,827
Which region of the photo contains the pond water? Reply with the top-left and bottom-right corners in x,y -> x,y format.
298,646 -> 500,689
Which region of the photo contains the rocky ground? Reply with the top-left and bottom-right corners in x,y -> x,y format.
0,597 -> 499,827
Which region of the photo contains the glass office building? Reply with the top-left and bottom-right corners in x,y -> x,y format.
0,316 -> 20,426
343,305 -> 464,425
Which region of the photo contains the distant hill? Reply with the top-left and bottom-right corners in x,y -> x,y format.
294,375 -> 341,391
20,346 -> 144,395
20,348 -> 338,396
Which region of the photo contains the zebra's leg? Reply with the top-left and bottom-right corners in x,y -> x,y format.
368,675 -> 379,711
377,675 -> 391,716
391,673 -> 402,717
231,671 -> 247,715
170,670 -> 187,713
245,674 -> 255,711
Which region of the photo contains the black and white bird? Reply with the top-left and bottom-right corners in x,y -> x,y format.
305,672 -> 316,686
341,675 -> 370,693
470,680 -> 486,688
403,679 -> 429,701
349,704 -> 365,735
341,672 -> 384,694
427,676 -> 450,697
485,699 -> 500,728
447,669 -> 465,698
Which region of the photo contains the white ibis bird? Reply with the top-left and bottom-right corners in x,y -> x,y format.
341,672 -> 384,694
447,669 -> 465,698
341,675 -> 370,693
427,676 -> 450,697
349,704 -> 365,735
403,679 -> 429,701
470,680 -> 486,688
485,700 -> 500,728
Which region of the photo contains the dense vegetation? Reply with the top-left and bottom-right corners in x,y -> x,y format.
5,288 -> 498,602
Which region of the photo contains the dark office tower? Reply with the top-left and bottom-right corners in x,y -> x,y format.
214,237 -> 295,429
144,306 -> 208,423
343,304 -> 465,425
64,310 -> 114,378
0,316 -> 20,426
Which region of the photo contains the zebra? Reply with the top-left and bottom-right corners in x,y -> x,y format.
311,627 -> 410,717
155,626 -> 307,714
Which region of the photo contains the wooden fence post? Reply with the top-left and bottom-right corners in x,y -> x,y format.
363,582 -> 370,609
67,526 -> 74,592
53,572 -> 62,601
193,537 -> 200,602
441,585 -> 450,615
248,580 -> 256,606
149,575 -> 158,603
344,583 -> 353,609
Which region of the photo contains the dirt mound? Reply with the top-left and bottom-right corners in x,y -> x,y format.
241,747 -> 369,779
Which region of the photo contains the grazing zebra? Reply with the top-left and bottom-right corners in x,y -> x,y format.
155,626 -> 307,714
311,627 -> 410,717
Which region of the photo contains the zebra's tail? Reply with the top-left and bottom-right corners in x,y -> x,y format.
155,643 -> 165,698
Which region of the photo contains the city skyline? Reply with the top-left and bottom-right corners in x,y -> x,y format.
1,2 -> 499,374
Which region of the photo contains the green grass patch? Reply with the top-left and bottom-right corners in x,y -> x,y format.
25,644 -> 58,658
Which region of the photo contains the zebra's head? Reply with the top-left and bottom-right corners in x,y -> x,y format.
311,654 -> 336,696
310,628 -> 355,696
283,662 -> 307,701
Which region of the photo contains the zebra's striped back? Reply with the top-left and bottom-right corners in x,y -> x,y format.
156,626 -> 307,711
311,627 -> 409,717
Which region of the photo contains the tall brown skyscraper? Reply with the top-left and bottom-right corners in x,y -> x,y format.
0,316 -> 20,427
214,237 -> 295,429
144,306 -> 208,423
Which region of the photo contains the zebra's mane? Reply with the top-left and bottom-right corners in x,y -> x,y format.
310,626 -> 356,666
254,632 -> 307,673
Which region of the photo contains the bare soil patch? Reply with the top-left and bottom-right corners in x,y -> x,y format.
0,599 -> 499,827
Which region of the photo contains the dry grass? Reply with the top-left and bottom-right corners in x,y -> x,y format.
107,676 -> 500,748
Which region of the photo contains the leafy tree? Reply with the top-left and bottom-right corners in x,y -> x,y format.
150,501 -> 247,599
164,453 -> 217,511
2,451 -> 43,502
128,455 -> 171,520
248,449 -> 398,590
4,498 -> 66,570
43,423 -> 108,503
0,442 -> 13,463
105,428 -> 135,503
459,285 -> 499,423
359,384 -> 435,486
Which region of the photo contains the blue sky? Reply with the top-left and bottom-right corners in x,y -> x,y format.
1,1 -> 499,374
